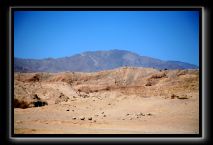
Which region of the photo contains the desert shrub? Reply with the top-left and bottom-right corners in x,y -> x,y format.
14,94 -> 48,108
31,94 -> 48,106
33,101 -> 48,107
14,98 -> 29,109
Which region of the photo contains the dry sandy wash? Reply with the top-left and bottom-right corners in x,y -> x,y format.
14,67 -> 199,134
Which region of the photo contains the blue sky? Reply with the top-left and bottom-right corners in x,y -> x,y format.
14,11 -> 199,65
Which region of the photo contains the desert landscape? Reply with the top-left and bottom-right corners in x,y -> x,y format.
14,67 -> 199,134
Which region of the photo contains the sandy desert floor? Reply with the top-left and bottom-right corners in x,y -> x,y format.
14,67 -> 199,134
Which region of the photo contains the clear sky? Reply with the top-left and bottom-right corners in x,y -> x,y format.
14,11 -> 199,65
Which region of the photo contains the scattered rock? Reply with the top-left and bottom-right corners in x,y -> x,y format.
66,109 -> 69,111
177,95 -> 190,99
145,81 -> 152,86
103,115 -> 106,117
82,94 -> 90,98
171,94 -> 190,99
88,117 -> 92,120
55,93 -> 69,104
72,117 -> 76,120
101,112 -> 104,114
139,112 -> 145,116
147,113 -> 152,116
80,116 -> 85,120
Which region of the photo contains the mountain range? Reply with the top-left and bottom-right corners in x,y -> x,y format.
14,49 -> 198,72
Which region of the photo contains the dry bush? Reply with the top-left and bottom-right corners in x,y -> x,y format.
32,101 -> 48,107
14,94 -> 48,108
14,98 -> 29,109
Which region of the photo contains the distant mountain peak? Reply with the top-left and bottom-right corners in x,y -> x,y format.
14,49 -> 198,72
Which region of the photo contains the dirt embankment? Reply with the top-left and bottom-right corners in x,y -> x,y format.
14,67 -> 199,134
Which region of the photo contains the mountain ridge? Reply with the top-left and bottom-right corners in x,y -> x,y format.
14,49 -> 198,72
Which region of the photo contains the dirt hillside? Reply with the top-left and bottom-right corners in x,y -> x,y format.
14,67 -> 199,134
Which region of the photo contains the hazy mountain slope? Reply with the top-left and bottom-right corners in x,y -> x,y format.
14,49 -> 198,72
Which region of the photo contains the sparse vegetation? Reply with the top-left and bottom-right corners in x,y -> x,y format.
14,98 -> 29,109
32,100 -> 48,107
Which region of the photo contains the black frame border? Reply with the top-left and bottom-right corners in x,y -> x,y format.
8,6 -> 204,143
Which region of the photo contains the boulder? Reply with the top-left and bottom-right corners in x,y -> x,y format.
80,116 -> 85,120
